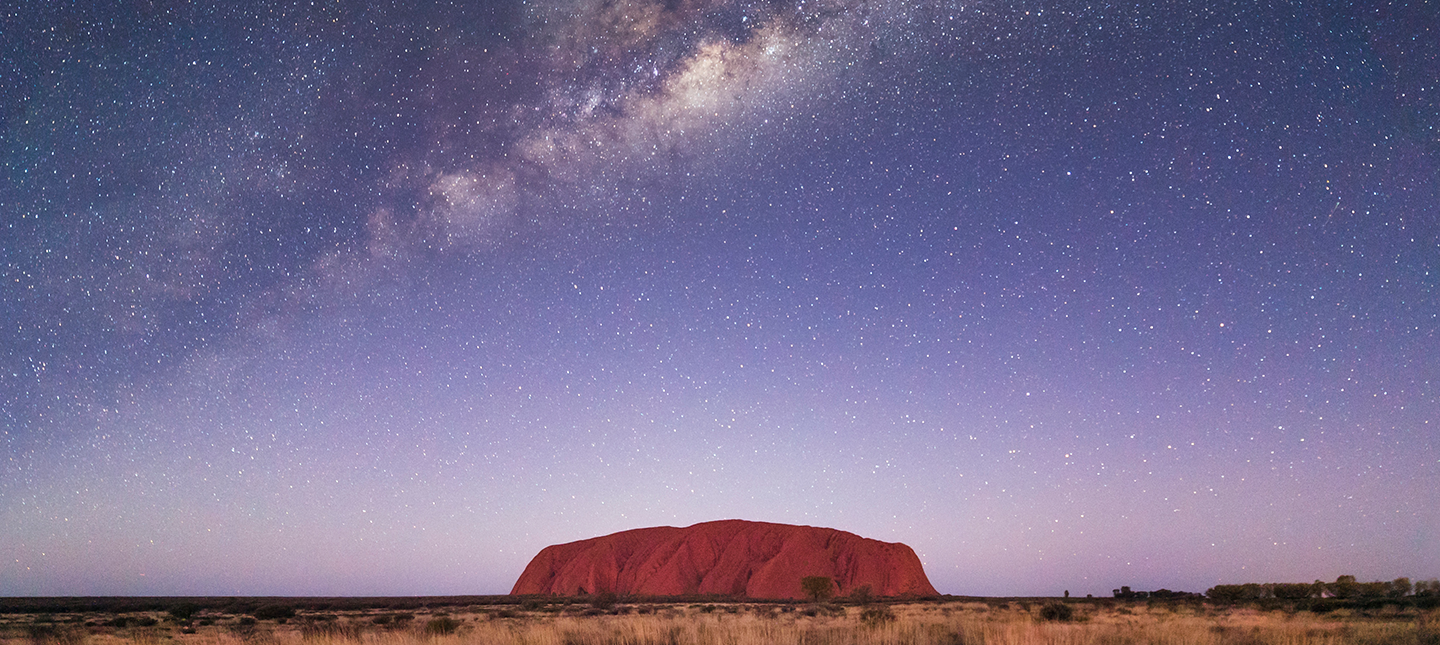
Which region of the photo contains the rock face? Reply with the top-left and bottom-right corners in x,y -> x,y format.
510,519 -> 938,599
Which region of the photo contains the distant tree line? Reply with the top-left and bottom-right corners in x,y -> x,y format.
1206,576 -> 1440,602
1112,586 -> 1202,600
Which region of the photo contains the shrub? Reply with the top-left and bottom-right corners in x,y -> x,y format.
26,624 -> 86,645
1309,600 -> 1341,614
33,626 -> 91,645
252,605 -> 296,621
1040,602 -> 1075,622
168,603 -> 201,621
860,606 -> 896,626
802,576 -> 835,602
424,617 -> 460,636
589,592 -> 616,611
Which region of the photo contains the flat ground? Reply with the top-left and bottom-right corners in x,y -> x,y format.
3,598 -> 1437,645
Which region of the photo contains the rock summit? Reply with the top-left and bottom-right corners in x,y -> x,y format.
510,519 -> 938,599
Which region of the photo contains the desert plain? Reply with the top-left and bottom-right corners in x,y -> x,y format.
3,595 -> 1438,645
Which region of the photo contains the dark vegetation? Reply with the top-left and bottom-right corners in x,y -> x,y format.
1038,602 -> 1075,622
800,576 -> 835,602
858,605 -> 896,626
166,603 -> 201,622
1111,586 -> 1202,600
422,616 -> 460,635
588,592 -> 617,611
1204,575 -> 1440,611
20,624 -> 86,645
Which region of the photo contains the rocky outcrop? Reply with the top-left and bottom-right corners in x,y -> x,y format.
510,519 -> 938,599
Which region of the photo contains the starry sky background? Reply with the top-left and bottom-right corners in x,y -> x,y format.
2,0 -> 1437,598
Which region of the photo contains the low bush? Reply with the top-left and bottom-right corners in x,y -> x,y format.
25,625 -> 85,645
424,616 -> 460,636
1310,600 -> 1342,614
252,605 -> 296,621
1040,602 -> 1075,622
589,592 -> 617,611
168,603 -> 201,621
860,606 -> 896,626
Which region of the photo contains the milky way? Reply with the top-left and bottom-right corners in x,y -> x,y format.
3,0 -> 1437,596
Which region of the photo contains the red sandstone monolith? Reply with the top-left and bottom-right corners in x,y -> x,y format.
510,519 -> 938,599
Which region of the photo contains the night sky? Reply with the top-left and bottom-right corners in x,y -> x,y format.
3,0 -> 1437,598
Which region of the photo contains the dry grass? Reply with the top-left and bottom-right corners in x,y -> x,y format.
2,602 -> 1436,645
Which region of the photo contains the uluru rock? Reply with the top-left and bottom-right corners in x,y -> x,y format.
510,519 -> 938,600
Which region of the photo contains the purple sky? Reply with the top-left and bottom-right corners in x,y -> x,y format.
3,0 -> 1437,597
